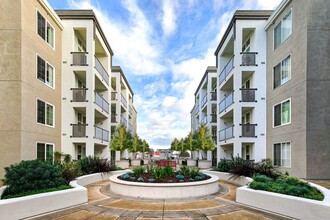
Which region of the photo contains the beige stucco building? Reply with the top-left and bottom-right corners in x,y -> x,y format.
0,0 -> 63,178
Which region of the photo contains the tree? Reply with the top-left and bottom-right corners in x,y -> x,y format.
170,138 -> 179,151
193,124 -> 216,159
184,132 -> 197,158
139,139 -> 150,160
129,134 -> 141,159
110,125 -> 133,159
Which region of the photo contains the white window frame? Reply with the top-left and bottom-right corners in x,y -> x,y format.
273,98 -> 291,128
36,98 -> 55,128
273,54 -> 291,89
36,54 -> 55,89
272,142 -> 291,168
36,142 -> 54,161
273,9 -> 292,50
36,10 -> 55,50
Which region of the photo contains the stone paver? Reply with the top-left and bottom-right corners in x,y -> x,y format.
32,180 -> 291,220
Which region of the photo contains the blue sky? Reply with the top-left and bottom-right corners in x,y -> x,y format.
48,0 -> 281,149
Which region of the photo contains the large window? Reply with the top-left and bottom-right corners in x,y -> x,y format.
37,11 -> 54,48
37,99 -> 54,127
274,9 -> 292,49
274,99 -> 291,127
37,142 -> 54,161
273,142 -> 291,167
37,56 -> 54,88
273,55 -> 291,88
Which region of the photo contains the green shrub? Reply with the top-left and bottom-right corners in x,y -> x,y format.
137,177 -> 144,182
133,166 -> 145,176
77,156 -> 114,175
153,167 -> 166,179
189,168 -> 200,178
146,165 -> 155,174
178,165 -> 190,176
214,158 -> 231,172
2,160 -> 65,198
121,173 -> 131,179
176,174 -> 184,180
61,162 -> 81,185
163,166 -> 175,177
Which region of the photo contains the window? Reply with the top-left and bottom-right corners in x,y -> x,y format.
37,11 -> 54,48
273,55 -> 291,88
37,56 -> 54,88
37,142 -> 54,161
273,142 -> 291,167
274,10 -> 292,49
37,99 -> 54,127
274,99 -> 291,127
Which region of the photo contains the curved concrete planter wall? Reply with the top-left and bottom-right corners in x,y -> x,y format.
202,170 -> 252,186
198,160 -> 212,169
187,159 -> 197,166
110,173 -> 219,199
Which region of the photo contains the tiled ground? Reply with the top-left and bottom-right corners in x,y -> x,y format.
32,181 -> 291,220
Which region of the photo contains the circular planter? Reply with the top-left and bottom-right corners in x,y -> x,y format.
187,159 -> 197,167
198,160 -> 212,169
109,173 -> 219,199
116,160 -> 130,169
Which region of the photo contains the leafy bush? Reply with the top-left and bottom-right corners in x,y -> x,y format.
2,160 -> 66,198
1,185 -> 72,199
61,162 -> 81,185
130,177 -> 136,181
250,175 -> 324,201
137,177 -> 144,182
121,173 -> 130,179
153,167 -> 166,179
77,156 -> 114,175
163,166 -> 175,177
146,165 -> 155,174
189,168 -> 200,178
133,166 -> 145,176
214,158 -> 231,172
176,174 -> 184,180
195,176 -> 203,180
178,165 -> 190,176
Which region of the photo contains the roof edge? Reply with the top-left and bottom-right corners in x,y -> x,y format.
111,66 -> 134,96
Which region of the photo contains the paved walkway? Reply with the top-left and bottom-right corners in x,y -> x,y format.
33,181 -> 290,220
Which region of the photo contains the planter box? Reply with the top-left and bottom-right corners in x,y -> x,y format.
178,159 -> 183,164
198,160 -> 212,169
187,159 -> 196,167
143,159 -> 149,165
131,159 -> 141,166
116,160 -> 130,169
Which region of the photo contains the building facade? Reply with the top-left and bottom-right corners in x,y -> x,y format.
214,11 -> 271,162
0,0 -> 63,178
265,0 -> 330,179
191,66 -> 217,161
57,10 -> 113,160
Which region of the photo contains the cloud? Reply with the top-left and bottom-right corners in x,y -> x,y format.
161,0 -> 178,38
241,0 -> 282,10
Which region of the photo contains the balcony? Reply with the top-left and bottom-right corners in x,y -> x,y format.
121,94 -> 127,108
201,115 -> 207,124
201,94 -> 207,108
71,52 -> 88,66
240,124 -> 257,137
219,56 -> 234,85
94,126 -> 109,142
71,88 -> 87,102
111,92 -> 116,101
95,56 -> 109,85
95,92 -> 109,114
210,92 -> 217,101
212,136 -> 217,143
111,115 -> 117,123
129,106 -> 133,115
210,114 -> 217,123
195,104 -> 199,115
120,115 -> 127,125
219,91 -> 234,113
241,88 -> 256,102
219,125 -> 234,141
71,124 -> 87,137
241,52 -> 257,66
128,123 -> 133,133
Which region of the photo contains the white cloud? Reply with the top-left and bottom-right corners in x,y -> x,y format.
161,0 -> 178,38
241,0 -> 282,10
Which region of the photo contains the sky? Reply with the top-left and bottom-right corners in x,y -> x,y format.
48,0 -> 281,150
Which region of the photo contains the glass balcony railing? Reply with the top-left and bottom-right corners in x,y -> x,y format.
128,123 -> 133,133
71,52 -> 88,66
201,115 -> 208,124
219,91 -> 234,113
201,94 -> 207,108
120,115 -> 127,125
195,104 -> 199,115
241,88 -> 256,102
240,124 -> 257,137
94,56 -> 109,85
95,92 -> 109,114
241,52 -> 257,66
71,88 -> 87,102
219,125 -> 234,141
129,106 -> 133,115
71,124 -> 87,137
121,94 -> 127,108
94,126 -> 109,142
218,56 -> 234,85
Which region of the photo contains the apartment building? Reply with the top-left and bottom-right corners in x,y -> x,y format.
265,0 -> 330,179
214,11 -> 272,162
191,66 -> 217,162
57,10 -> 113,160
110,66 -> 137,160
0,0 -> 63,178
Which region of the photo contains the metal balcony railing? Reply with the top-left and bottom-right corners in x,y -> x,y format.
219,91 -> 234,113
129,106 -> 133,115
241,88 -> 256,102
241,52 -> 257,66
201,94 -> 207,108
111,92 -> 116,101
240,124 -> 257,137
218,56 -> 234,85
120,115 -> 127,125
219,125 -> 234,141
111,115 -> 117,123
201,115 -> 208,124
95,92 -> 109,114
94,126 -> 109,142
71,88 -> 87,102
210,114 -> 217,123
94,56 -> 109,85
71,52 -> 88,66
195,104 -> 199,115
210,92 -> 217,101
71,124 -> 87,137
121,94 -> 127,108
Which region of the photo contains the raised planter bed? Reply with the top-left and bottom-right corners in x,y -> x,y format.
110,173 -> 219,199
116,160 -> 130,169
130,159 -> 141,166
198,160 -> 212,169
187,159 -> 197,167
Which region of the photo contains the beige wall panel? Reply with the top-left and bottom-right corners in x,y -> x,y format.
0,131 -> 21,178
0,0 -> 21,29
